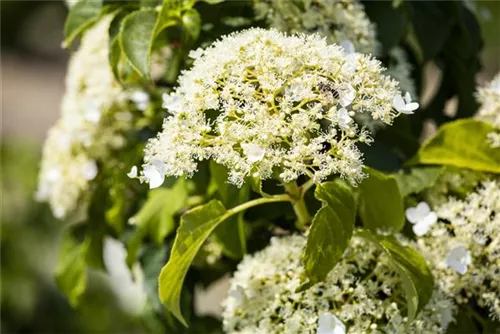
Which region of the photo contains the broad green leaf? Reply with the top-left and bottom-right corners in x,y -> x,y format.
394,167 -> 443,197
409,119 -> 500,173
154,1 -> 183,38
127,180 -> 188,266
408,2 -> 456,61
359,167 -> 405,232
120,9 -> 157,79
63,0 -> 103,47
356,229 -> 434,321
303,180 -> 355,283
181,9 -> 201,42
159,200 -> 228,326
55,225 -> 90,307
108,8 -> 131,81
210,162 -> 248,258
203,0 -> 224,4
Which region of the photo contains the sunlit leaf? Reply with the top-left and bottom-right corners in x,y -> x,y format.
394,167 -> 442,197
303,180 -> 355,283
63,0 -> 103,47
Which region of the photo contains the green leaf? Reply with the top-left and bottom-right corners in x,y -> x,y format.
55,225 -> 90,307
120,9 -> 158,79
158,200 -> 228,326
127,180 -> 188,266
203,0 -> 224,4
356,229 -> 434,321
409,119 -> 500,173
359,167 -> 405,232
181,9 -> 201,43
408,2 -> 457,61
302,180 -> 355,283
63,0 -> 103,47
394,167 -> 443,197
108,8 -> 131,81
210,162 -> 248,258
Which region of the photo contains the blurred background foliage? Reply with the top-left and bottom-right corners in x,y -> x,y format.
1,0 -> 499,333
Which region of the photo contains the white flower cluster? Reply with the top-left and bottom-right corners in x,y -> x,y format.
36,17 -> 145,218
415,180 -> 500,319
476,73 -> 500,148
222,234 -> 455,334
143,29 -> 413,188
253,0 -> 379,54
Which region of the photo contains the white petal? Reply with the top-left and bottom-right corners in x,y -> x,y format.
339,39 -> 355,54
143,164 -> 164,189
392,94 -> 405,112
412,221 -> 433,236
162,93 -> 181,111
131,90 -> 150,110
404,92 -> 413,104
404,102 -> 419,113
339,85 -> 356,107
421,211 -> 438,226
229,285 -> 246,304
416,201 -> 431,216
241,143 -> 265,163
127,166 -> 138,178
337,107 -> 352,128
317,313 -> 345,334
446,245 -> 471,275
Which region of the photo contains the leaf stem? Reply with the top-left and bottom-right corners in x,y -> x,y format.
224,194 -> 291,219
283,182 -> 311,230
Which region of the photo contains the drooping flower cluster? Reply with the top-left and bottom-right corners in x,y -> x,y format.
142,28 -> 414,188
253,0 -> 379,54
476,73 -> 500,148
36,17 -> 146,218
414,180 -> 500,319
222,234 -> 455,334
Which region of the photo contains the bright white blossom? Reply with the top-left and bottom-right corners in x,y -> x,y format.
143,28 -> 407,188
475,73 -> 500,148
393,92 -> 419,115
130,90 -> 150,111
222,234 -> 455,334
445,245 -> 471,275
405,201 -> 437,236
415,179 -> 500,319
36,17 -> 135,218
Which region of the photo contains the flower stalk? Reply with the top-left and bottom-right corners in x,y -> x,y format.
284,182 -> 311,230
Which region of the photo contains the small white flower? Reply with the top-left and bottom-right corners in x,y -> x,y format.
127,166 -> 138,178
339,39 -> 355,54
339,84 -> 356,107
405,201 -> 437,236
317,313 -> 346,334
446,245 -> 471,275
143,158 -> 166,189
241,143 -> 265,163
130,90 -> 150,111
393,92 -> 419,114
337,108 -> 353,129
229,285 -> 247,305
81,160 -> 98,180
162,93 -> 182,112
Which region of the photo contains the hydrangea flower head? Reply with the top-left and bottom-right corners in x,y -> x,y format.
36,16 -> 138,218
142,28 -> 410,188
416,179 -> 500,319
222,234 -> 455,333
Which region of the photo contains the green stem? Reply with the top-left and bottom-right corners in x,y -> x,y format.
223,194 -> 291,220
283,182 -> 311,230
